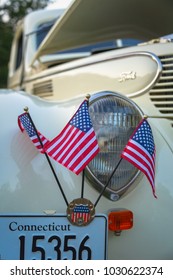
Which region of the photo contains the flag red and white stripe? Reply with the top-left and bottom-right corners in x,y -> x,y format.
44,100 -> 99,174
71,211 -> 90,224
18,112 -> 49,153
121,119 -> 156,198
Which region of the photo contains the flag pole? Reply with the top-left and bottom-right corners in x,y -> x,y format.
143,114 -> 173,120
94,157 -> 123,207
80,94 -> 91,199
81,169 -> 85,198
23,107 -> 69,206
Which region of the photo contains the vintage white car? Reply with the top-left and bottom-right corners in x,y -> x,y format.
1,0 -> 173,260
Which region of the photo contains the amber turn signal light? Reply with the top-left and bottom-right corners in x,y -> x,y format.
108,209 -> 133,232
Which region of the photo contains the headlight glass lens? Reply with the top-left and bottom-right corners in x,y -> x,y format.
86,91 -> 143,201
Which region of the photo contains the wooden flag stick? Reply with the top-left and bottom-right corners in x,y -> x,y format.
24,107 -> 69,206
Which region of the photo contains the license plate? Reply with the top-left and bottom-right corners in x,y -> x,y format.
0,214 -> 107,260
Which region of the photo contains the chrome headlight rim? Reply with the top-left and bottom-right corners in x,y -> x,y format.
86,90 -> 143,201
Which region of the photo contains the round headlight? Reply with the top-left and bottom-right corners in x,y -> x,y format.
86,91 -> 143,201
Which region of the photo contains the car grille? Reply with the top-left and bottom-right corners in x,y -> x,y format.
33,80 -> 53,97
149,55 -> 173,117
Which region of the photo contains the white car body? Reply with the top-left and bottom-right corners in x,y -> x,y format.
1,0 -> 173,259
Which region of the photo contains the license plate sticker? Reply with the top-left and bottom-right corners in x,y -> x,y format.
0,214 -> 107,260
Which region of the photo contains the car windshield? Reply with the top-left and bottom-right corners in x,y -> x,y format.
33,20 -> 143,62
36,21 -> 55,48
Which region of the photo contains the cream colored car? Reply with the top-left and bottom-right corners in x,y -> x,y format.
0,0 -> 173,259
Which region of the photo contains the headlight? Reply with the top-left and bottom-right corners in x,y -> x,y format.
86,91 -> 143,201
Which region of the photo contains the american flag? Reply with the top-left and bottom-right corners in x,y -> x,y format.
71,204 -> 91,224
18,112 -> 49,153
121,119 -> 156,198
44,100 -> 99,175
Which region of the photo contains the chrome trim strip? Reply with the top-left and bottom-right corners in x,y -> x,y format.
126,53 -> 162,98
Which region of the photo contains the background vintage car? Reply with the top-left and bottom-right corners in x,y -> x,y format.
1,0 -> 173,259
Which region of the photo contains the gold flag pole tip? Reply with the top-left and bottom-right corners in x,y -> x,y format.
24,106 -> 29,112
85,94 -> 91,100
143,114 -> 148,119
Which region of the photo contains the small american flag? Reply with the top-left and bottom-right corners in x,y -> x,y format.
121,119 -> 156,198
44,99 -> 99,175
18,112 -> 49,153
71,204 -> 90,223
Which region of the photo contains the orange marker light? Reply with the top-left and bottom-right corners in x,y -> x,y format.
108,209 -> 133,232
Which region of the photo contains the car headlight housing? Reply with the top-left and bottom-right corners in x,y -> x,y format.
86,91 -> 143,201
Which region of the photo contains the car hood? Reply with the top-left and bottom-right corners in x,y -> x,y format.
31,0 -> 173,64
